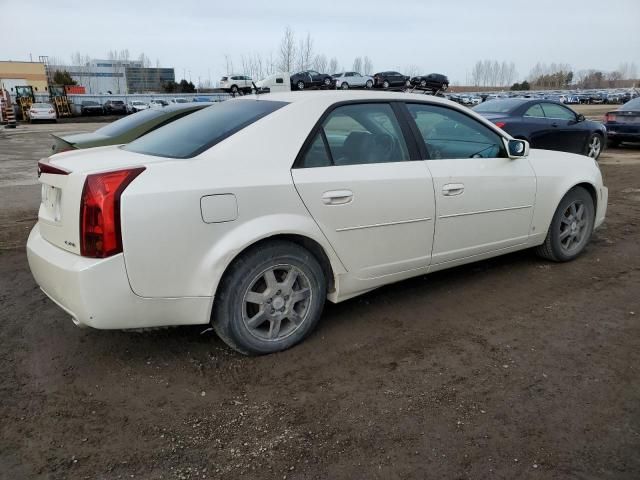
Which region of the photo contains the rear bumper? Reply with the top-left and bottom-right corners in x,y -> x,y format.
26,224 -> 211,329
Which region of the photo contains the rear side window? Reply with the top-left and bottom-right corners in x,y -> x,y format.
524,104 -> 545,117
297,103 -> 410,168
124,100 -> 288,158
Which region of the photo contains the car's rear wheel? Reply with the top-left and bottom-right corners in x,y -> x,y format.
296,80 -> 305,90
585,133 -> 603,160
212,241 -> 326,355
365,80 -> 373,89
341,82 -> 349,90
536,187 -> 595,262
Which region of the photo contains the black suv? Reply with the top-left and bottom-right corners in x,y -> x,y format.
409,73 -> 449,92
80,101 -> 104,115
290,70 -> 333,90
372,71 -> 409,89
103,100 -> 127,115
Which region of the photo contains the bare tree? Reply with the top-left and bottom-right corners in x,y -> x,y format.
313,54 -> 328,73
296,33 -> 314,72
328,57 -> 338,74
224,55 -> 234,75
352,57 -> 363,73
363,56 -> 373,75
404,64 -> 421,77
278,27 -> 297,73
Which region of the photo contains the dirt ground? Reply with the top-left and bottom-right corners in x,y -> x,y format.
1,121 -> 639,480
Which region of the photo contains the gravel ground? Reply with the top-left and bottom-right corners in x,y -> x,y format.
1,121 -> 639,480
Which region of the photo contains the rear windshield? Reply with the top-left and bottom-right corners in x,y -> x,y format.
124,99 -> 288,159
95,108 -> 170,137
473,99 -> 525,113
32,103 -> 51,108
622,98 -> 640,110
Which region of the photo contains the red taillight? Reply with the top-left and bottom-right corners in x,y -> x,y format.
605,113 -> 617,122
494,121 -> 506,129
38,159 -> 70,177
80,167 -> 145,258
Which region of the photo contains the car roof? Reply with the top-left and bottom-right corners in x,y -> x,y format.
240,90 -> 457,106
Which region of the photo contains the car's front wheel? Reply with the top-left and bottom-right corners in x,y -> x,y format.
296,80 -> 305,90
536,187 -> 595,262
365,80 -> 373,89
212,241 -> 326,355
323,77 -> 331,86
341,82 -> 349,90
585,133 -> 603,160
382,80 -> 390,89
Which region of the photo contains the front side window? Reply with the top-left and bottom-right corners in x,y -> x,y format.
298,103 -> 410,168
540,103 -> 575,120
407,103 -> 507,159
125,99 -> 288,158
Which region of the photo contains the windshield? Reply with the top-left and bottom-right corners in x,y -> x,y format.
124,99 -> 288,159
83,101 -> 99,106
95,108 -> 169,137
621,97 -> 640,110
473,99 -> 524,113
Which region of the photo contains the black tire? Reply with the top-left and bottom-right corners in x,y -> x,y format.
212,240 -> 326,355
420,80 -> 427,88
365,80 -> 373,89
323,77 -> 331,86
382,79 -> 390,89
230,85 -> 239,93
341,82 -> 349,90
536,187 -> 595,262
296,80 -> 305,90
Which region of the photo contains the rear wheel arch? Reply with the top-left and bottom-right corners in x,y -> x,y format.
212,233 -> 337,307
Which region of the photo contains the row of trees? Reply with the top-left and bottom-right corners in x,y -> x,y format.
225,28 -> 377,82
470,60 -> 518,87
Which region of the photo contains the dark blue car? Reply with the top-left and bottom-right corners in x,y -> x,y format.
604,97 -> 640,147
473,98 -> 606,159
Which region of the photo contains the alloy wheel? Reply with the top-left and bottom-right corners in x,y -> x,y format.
241,264 -> 312,342
587,135 -> 601,158
559,201 -> 588,254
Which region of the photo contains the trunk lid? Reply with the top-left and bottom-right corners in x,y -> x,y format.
37,146 -> 163,255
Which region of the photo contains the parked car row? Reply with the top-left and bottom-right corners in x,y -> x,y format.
445,89 -> 639,107
77,98 -> 204,116
221,70 -> 449,93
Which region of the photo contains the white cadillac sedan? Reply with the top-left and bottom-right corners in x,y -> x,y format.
27,91 -> 608,355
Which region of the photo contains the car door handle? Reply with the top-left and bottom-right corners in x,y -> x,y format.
551,122 -> 559,127
442,183 -> 464,196
322,190 -> 353,205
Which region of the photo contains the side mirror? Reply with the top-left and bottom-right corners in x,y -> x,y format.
576,113 -> 585,122
507,138 -> 529,158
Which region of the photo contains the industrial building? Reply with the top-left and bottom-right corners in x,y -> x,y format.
0,61 -> 49,95
50,59 -> 176,94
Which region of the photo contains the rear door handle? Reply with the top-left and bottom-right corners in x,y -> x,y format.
442,183 -> 464,196
322,190 -> 353,205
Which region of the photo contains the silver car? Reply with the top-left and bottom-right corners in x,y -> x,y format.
332,71 -> 374,90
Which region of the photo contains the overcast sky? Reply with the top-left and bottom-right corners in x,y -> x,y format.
3,0 -> 639,84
